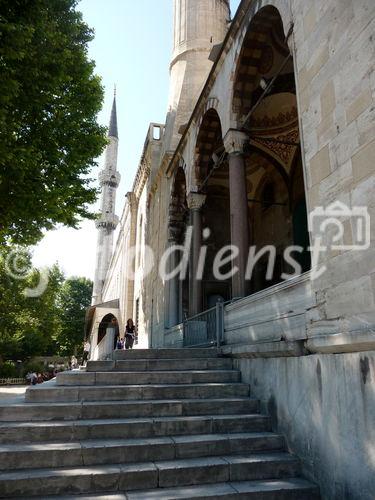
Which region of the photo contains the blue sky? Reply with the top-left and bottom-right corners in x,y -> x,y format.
33,0 -> 241,279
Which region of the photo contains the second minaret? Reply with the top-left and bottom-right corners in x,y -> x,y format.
92,93 -> 121,305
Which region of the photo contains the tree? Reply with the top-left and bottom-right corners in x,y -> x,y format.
0,0 -> 107,245
55,277 -> 93,356
0,248 -> 65,361
0,246 -> 92,363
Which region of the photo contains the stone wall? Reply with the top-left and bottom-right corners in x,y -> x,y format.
234,351 -> 375,500
224,273 -> 315,345
292,0 -> 375,346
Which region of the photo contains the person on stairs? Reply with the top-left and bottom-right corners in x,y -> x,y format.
125,318 -> 136,349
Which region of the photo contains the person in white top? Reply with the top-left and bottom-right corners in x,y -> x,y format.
83,340 -> 91,365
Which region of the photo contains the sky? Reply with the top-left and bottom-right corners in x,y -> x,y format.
32,0 -> 241,280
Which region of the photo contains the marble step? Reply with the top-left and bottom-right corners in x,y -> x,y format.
113,348 -> 221,360
25,381 -> 250,403
0,398 -> 259,422
0,414 -> 270,444
0,453 -> 304,498
124,478 -> 321,500
18,478 -> 320,499
86,357 -> 233,372
0,433 -> 285,471
56,370 -> 241,386
89,478 -> 319,500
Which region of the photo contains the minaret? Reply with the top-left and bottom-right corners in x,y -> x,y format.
92,91 -> 121,305
163,0 -> 230,152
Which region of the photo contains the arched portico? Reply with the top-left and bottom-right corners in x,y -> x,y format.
224,4 -> 310,297
194,109 -> 231,310
184,108 -> 232,316
167,166 -> 189,326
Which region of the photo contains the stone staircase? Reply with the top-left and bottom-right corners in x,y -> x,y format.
0,348 -> 320,499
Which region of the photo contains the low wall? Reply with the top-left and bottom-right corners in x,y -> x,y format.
234,351 -> 375,500
221,273 -> 375,499
224,273 -> 314,345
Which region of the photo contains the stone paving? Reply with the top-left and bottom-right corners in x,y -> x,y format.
0,386 -> 27,404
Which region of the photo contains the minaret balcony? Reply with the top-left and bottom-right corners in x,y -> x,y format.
95,213 -> 119,230
98,170 -> 121,187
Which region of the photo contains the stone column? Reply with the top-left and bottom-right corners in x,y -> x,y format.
167,227 -> 180,327
224,129 -> 249,298
187,192 -> 206,317
125,192 -> 138,321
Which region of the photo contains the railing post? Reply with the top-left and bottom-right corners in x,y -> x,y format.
215,301 -> 224,348
216,302 -> 221,348
183,320 -> 187,347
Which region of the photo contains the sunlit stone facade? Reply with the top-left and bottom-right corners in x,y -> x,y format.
90,1 -> 375,497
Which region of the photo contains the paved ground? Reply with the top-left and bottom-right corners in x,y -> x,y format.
0,386 -> 27,404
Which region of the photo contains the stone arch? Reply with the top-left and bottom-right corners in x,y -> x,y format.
168,165 -> 188,244
195,97 -> 220,136
231,4 -> 294,124
194,107 -> 232,307
167,165 -> 189,324
227,3 -> 311,293
97,313 -> 119,345
194,108 -> 225,190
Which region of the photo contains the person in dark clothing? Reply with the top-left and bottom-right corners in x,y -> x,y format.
125,318 -> 136,349
116,337 -> 124,350
111,317 -> 120,350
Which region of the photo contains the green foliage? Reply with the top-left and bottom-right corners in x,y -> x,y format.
0,360 -> 18,378
0,246 -> 93,361
0,0 -> 107,245
55,276 -> 93,355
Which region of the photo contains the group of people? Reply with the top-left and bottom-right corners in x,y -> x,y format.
26,319 -> 137,385
26,370 -> 57,385
115,318 -> 136,350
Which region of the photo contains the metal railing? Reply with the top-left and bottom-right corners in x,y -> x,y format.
183,301 -> 224,347
0,378 -> 25,385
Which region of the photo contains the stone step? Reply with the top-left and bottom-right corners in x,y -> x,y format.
0,453 -> 303,497
25,382 -> 250,403
56,370 -> 241,386
112,348 -> 221,360
87,357 -> 233,372
118,478 -> 321,500
0,433 -> 285,471
0,414 -> 270,444
19,478 -> 320,499
125,478 -> 321,500
0,398 -> 259,422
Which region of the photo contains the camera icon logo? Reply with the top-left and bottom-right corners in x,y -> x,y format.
309,201 -> 370,251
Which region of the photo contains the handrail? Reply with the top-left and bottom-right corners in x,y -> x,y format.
183,301 -> 224,348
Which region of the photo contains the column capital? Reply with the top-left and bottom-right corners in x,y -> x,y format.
186,192 -> 206,210
223,129 -> 248,155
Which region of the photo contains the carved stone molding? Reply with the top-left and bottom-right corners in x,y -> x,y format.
126,191 -> 138,212
95,214 -> 119,230
98,170 -> 121,188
